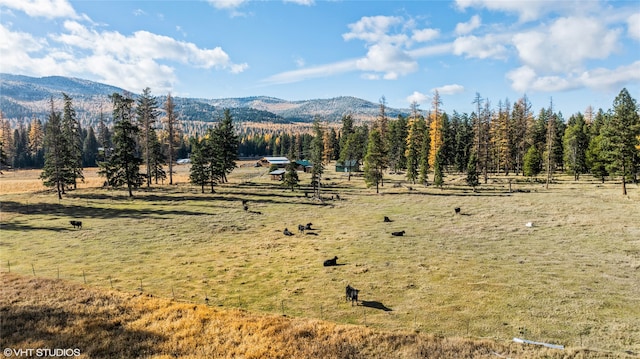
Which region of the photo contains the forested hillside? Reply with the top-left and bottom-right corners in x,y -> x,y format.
1,73 -> 638,198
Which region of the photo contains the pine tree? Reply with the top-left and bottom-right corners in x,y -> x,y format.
405,113 -> 425,184
215,109 -> 239,183
0,140 -> 6,173
602,88 -> 640,195
433,148 -> 445,188
83,126 -> 99,167
310,118 -> 324,197
283,160 -> 300,191
466,152 -> 480,189
40,98 -> 69,199
363,128 -> 385,193
61,93 -> 84,189
137,88 -> 159,188
100,93 -> 144,197
388,115 -> 408,173
148,128 -> 166,184
163,93 -> 179,185
189,137 -> 208,193
563,113 -> 589,180
523,145 -> 542,179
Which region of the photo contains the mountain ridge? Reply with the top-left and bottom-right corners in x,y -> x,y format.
0,73 -> 409,125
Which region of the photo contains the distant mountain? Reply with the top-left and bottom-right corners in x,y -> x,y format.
0,74 -> 408,126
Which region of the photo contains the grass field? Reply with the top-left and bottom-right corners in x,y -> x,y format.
1,164 -> 639,356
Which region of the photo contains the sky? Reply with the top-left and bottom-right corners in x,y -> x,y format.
1,0 -> 639,117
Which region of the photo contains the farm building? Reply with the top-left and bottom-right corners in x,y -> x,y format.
269,169 -> 286,180
257,157 -> 290,168
295,160 -> 313,173
335,159 -> 360,172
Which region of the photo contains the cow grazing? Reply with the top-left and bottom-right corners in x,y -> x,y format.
298,224 -> 306,233
455,207 -> 461,215
70,220 -> 82,229
305,223 -> 313,230
384,216 -> 392,222
323,256 -> 338,267
283,228 -> 294,236
391,230 -> 405,236
345,285 -> 359,306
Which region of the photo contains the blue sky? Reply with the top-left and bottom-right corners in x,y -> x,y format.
1,0 -> 639,117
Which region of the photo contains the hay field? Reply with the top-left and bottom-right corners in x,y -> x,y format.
1,164 -> 638,356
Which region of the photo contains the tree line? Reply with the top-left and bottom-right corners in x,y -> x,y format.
1,88 -> 638,196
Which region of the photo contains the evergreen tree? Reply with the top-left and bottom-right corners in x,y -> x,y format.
452,111 -> 473,173
523,145 -> 542,178
40,99 -> 69,199
586,133 -> 609,183
100,93 -> 144,197
433,148 -> 445,188
203,127 -> 224,193
405,114 -> 425,184
215,109 -> 239,183
363,128 -> 385,193
83,126 -> 99,167
283,160 -> 300,191
466,152 -> 480,189
189,137 -> 208,193
61,93 -> 83,189
137,87 -> 159,188
0,140 -> 6,173
387,115 -> 408,173
601,88 -> 640,195
163,93 -> 179,185
148,128 -> 166,184
97,108 -> 112,162
310,118 -> 324,197
563,113 -> 589,180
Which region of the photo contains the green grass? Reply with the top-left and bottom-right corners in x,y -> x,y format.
1,166 -> 639,355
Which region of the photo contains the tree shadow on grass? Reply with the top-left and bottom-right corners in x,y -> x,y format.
360,300 -> 392,311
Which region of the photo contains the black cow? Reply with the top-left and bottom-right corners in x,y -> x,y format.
323,256 -> 338,267
70,220 -> 82,229
455,207 -> 461,215
391,230 -> 405,236
305,223 -> 313,230
345,285 -> 359,306
283,228 -> 294,236
384,216 -> 392,222
298,224 -> 306,233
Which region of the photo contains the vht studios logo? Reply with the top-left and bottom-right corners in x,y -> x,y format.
3,348 -> 81,357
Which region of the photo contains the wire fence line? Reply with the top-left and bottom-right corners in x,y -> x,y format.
2,262 -> 616,352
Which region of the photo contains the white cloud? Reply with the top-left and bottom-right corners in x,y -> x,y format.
455,15 -> 481,35
406,91 -> 429,105
453,34 -> 508,59
283,0 -> 315,5
513,16 -> 620,73
507,62 -> 640,93
412,28 -> 439,42
355,43 -> 418,79
133,9 -> 146,16
455,0 -> 552,22
261,60 -> 357,85
628,13 -> 640,41
0,21 -> 247,93
433,84 -> 465,95
208,0 -> 246,9
0,0 -> 78,19
343,15 -> 408,46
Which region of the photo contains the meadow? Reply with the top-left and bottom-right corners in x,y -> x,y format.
1,164 -> 639,357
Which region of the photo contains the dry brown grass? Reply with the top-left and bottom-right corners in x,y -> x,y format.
1,273 -> 603,359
